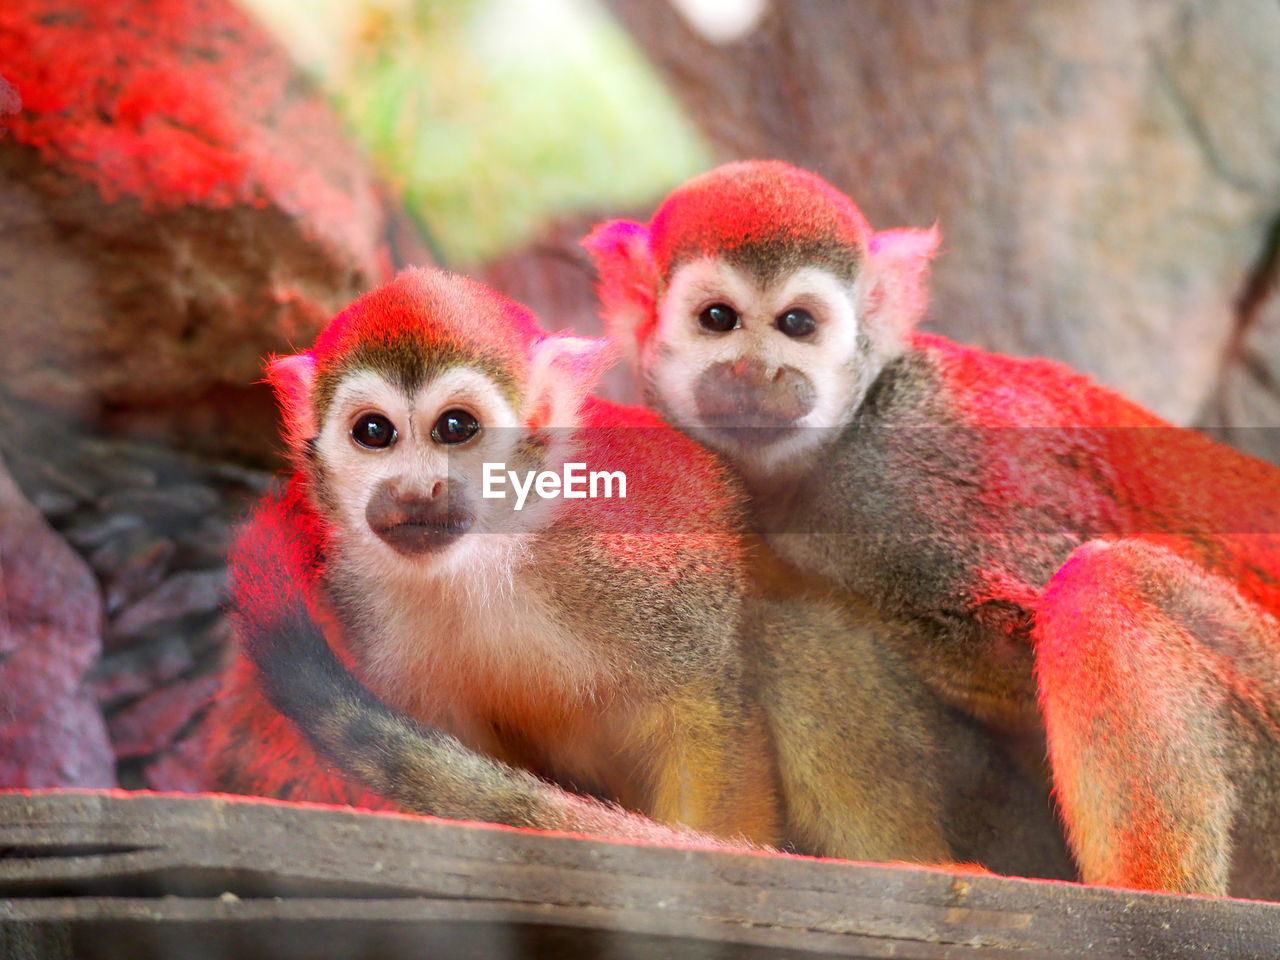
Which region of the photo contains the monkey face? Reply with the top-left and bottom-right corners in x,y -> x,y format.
314,364 -> 532,569
584,162 -> 940,490
644,257 -> 868,480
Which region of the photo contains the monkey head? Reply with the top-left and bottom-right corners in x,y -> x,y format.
583,160 -> 938,483
266,268 -> 613,576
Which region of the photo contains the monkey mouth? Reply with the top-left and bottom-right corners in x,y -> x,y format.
372,514 -> 474,555
699,416 -> 801,447
693,360 -> 816,448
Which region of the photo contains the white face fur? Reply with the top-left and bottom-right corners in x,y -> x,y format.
308,361 -> 611,728
645,258 -> 869,480
313,365 -> 535,584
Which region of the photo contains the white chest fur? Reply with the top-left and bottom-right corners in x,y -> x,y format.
335,537 -> 617,756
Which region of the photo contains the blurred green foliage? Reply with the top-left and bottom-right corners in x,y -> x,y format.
245,0 -> 710,265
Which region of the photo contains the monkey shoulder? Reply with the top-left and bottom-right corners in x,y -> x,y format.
230,477 -> 328,607
573,395 -> 749,534
905,331 -> 1167,429
530,396 -> 746,666
905,333 -> 1280,569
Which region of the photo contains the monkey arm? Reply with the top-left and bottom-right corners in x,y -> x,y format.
228,486 -> 730,847
742,595 -> 955,863
241,598 -> 716,842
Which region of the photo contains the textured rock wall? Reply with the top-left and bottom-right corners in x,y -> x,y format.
0,406 -> 268,792
0,0 -> 430,790
0,0 -> 429,463
0,455 -> 114,788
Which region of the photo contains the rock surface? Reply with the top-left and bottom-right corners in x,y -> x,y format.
0,0 -> 427,462
0,454 -> 114,788
605,0 -> 1280,454
1199,235 -> 1280,462
0,400 -> 271,792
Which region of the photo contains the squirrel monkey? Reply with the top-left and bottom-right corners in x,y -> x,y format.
209,266 -> 780,847
583,160 -> 1280,898
211,266 -> 1074,878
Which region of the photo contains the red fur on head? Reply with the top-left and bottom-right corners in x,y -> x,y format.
311,268 -> 545,380
645,160 -> 872,277
583,161 -> 931,365
264,268 -> 614,449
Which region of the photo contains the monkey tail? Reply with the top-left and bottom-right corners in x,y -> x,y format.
227,484 -> 725,848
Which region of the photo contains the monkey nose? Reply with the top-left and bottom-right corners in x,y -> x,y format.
694,360 -> 817,444
368,479 -> 474,556
728,357 -> 771,387
388,478 -> 447,504
702,361 -> 816,416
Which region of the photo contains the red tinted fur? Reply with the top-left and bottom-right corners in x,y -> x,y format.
915,331 -> 1280,621
311,270 -> 545,380
209,480 -> 394,810
648,160 -> 871,275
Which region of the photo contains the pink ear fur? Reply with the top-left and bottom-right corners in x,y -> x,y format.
523,335 -> 618,431
861,225 -> 940,351
266,351 -> 318,454
581,219 -> 657,370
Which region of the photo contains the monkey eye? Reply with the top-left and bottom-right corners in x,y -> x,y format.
351,413 -> 398,450
698,303 -> 740,333
431,408 -> 481,445
776,308 -> 817,338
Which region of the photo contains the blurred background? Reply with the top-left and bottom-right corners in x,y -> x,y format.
244,0 -> 712,266
0,0 -> 1277,815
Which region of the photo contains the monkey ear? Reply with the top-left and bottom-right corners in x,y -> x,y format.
580,219 -> 657,370
266,351 -> 318,453
523,335 -> 617,431
860,225 -> 940,350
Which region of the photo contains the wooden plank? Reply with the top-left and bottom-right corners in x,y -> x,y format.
1,790 -> 1278,959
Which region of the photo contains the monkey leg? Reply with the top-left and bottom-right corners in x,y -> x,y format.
745,594 -> 1075,876
1034,538 -> 1280,896
742,596 -> 956,863
621,686 -> 783,849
